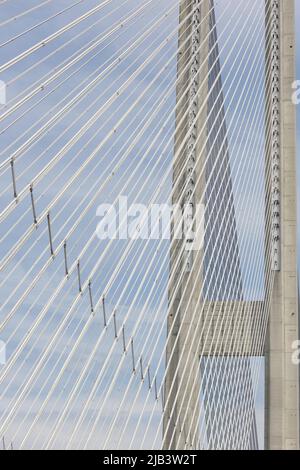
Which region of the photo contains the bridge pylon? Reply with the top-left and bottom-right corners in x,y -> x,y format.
163,0 -> 299,450
265,0 -> 299,450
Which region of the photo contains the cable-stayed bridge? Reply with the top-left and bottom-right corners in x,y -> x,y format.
0,0 -> 298,450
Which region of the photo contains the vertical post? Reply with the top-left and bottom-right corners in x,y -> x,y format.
265,0 -> 299,450
163,0 -> 210,450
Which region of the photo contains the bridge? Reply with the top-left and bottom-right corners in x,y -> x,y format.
0,0 -> 298,450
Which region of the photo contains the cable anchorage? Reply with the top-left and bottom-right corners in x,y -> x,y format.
270,0 -> 280,271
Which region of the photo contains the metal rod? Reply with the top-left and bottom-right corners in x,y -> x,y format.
131,339 -> 135,373
140,357 -> 144,381
63,241 -> 68,276
102,297 -> 107,327
113,310 -> 117,338
47,212 -> 54,256
77,260 -> 82,293
10,158 -> 17,198
122,326 -> 126,352
148,367 -> 151,390
30,184 -> 37,224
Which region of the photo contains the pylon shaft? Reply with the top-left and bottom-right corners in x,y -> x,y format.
265,0 -> 299,450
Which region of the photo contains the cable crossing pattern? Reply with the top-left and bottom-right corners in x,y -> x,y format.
0,0 -> 298,450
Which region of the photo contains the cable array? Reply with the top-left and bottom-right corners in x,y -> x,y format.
0,0 -> 275,450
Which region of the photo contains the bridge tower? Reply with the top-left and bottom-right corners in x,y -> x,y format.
265,0 -> 299,450
163,0 -> 299,450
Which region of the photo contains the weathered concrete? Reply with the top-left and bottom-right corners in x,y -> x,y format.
265,0 -> 299,451
164,0 -> 299,451
163,0 -> 259,450
163,0 -> 210,450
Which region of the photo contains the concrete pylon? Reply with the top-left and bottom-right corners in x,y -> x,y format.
163,0 -> 211,450
265,0 -> 299,450
163,0 -> 258,450
164,0 -> 299,451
